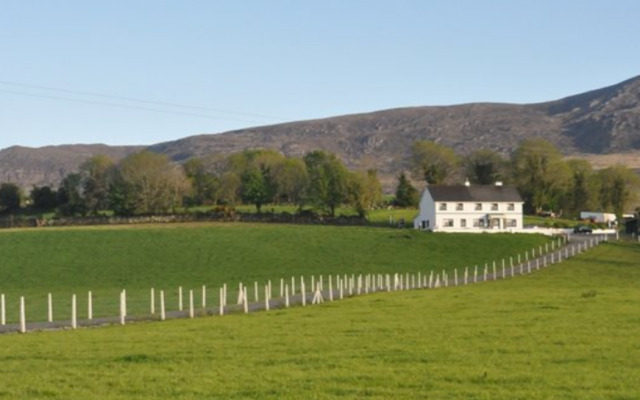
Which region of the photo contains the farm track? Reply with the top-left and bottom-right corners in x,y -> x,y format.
0,234 -> 603,335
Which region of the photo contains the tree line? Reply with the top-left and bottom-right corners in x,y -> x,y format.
1,138 -> 637,219
0,149 -> 383,218
398,138 -> 639,218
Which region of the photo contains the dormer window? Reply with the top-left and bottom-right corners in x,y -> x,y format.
475,203 -> 482,211
456,203 -> 463,211
439,203 -> 447,211
508,203 -> 515,211
491,203 -> 499,211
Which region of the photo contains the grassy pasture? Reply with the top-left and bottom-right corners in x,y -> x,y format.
0,223 -> 547,323
0,241 -> 637,399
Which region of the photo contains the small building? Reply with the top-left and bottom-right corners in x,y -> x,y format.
413,181 -> 524,232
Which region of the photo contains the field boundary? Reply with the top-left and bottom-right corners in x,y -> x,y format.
0,234 -> 611,335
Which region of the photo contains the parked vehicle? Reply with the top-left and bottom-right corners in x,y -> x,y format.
573,225 -> 593,234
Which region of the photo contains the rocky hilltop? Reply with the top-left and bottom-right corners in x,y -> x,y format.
2,75 -> 640,190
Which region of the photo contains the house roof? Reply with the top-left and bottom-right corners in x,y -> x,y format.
427,185 -> 523,202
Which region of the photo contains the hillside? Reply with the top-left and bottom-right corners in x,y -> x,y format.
2,75 -> 640,190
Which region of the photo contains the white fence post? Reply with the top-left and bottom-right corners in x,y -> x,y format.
223,284 -> 227,307
265,285 -> 270,311
291,276 -> 296,295
280,279 -> 284,298
243,287 -> 249,314
1,294 -> 5,326
285,284 -> 290,308
47,293 -> 53,323
160,290 -> 166,321
120,291 -> 126,325
219,287 -> 224,316
179,286 -> 183,311
202,285 -> 207,309
464,267 -> 468,285
88,291 -> 93,320
301,279 -> 307,306
151,288 -> 155,315
189,290 -> 194,319
71,294 -> 77,330
19,296 -> 26,333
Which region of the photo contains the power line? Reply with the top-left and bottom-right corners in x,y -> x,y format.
0,80 -> 288,121
0,88 -> 268,124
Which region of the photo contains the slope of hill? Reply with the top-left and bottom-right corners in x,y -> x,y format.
0,144 -> 142,190
1,75 -> 640,189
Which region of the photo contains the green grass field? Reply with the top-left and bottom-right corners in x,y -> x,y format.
0,240 -> 637,399
0,223 -> 548,322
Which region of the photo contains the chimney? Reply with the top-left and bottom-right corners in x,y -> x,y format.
495,181 -> 503,186
464,178 -> 470,187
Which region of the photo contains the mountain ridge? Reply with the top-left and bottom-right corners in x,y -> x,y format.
2,75 -> 640,190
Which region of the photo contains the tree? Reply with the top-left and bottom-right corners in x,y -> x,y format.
57,173 -> 87,216
0,183 -> 21,214
510,139 -> 570,214
30,186 -> 58,212
394,172 -> 419,207
80,155 -> 115,215
303,151 -> 350,216
564,159 -> 596,217
463,149 -> 507,184
347,170 -> 383,217
411,141 -> 459,185
240,166 -> 273,213
596,165 -> 639,217
274,158 -> 308,206
183,158 -> 219,206
111,151 -> 191,215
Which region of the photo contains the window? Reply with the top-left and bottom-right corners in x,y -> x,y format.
456,203 -> 463,211
443,218 -> 454,227
473,218 -> 484,227
460,219 -> 467,228
439,203 -> 447,211
507,219 -> 517,227
491,203 -> 499,211
508,203 -> 515,211
475,203 -> 482,211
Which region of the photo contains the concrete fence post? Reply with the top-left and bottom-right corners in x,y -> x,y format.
339,278 -> 344,300
454,269 -> 458,286
48,293 -> 53,323
285,284 -> 290,308
202,285 -> 207,309
243,287 -> 249,314
119,291 -> 125,325
464,267 -> 468,285
483,264 -> 488,281
301,279 -> 307,307
71,294 -> 77,330
151,288 -> 155,315
189,290 -> 194,319
291,276 -> 296,296
1,294 -> 5,326
179,286 -> 183,311
474,265 -> 478,283
492,261 -> 497,280
122,289 -> 127,317
160,290 -> 166,321
265,285 -> 270,311
237,283 -> 244,305
280,279 -> 284,298
20,296 -> 26,333
88,291 -> 93,320
223,284 -> 227,307
219,287 -> 224,316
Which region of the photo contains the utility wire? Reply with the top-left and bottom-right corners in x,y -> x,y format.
0,80 -> 287,121
0,88 -> 268,124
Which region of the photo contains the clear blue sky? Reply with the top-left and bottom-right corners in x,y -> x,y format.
1,1 -> 638,150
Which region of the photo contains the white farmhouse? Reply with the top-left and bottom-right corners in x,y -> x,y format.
413,181 -> 524,232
